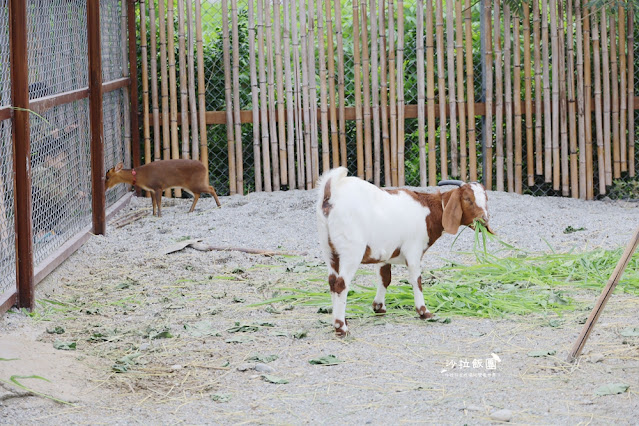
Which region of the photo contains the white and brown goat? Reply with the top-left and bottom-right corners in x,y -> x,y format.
316,167 -> 493,336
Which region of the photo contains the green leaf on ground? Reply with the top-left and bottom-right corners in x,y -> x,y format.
211,393 -> 232,403
527,349 -> 557,357
292,329 -> 308,339
564,226 -> 586,234
261,374 -> 289,384
53,341 -> 76,351
309,355 -> 344,366
247,354 -> 279,363
620,327 -> 639,337
227,322 -> 259,333
594,383 -> 629,396
46,326 -> 65,334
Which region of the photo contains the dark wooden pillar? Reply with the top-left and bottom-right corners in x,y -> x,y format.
10,0 -> 34,310
88,0 -> 106,235
128,0 -> 141,170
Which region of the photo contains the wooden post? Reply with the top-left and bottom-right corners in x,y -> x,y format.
465,0 -> 476,182
140,0 -> 151,164
447,0 -> 458,178
416,0 -> 426,186
148,0 -> 160,161
426,0 -> 436,186
567,227 -> 639,362
158,0 -> 171,165
128,0 -> 141,170
10,0 -> 34,309
248,0 -> 262,191
628,9 -> 634,177
88,0 -> 105,236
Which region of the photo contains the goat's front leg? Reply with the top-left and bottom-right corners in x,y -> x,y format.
407,259 -> 433,319
372,263 -> 391,314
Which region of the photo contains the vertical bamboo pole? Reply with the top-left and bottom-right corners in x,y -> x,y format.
195,0 -> 207,166
317,0 -> 330,174
325,0 -> 339,169
567,0 -> 579,198
550,0 -> 559,189
618,7 -> 627,173
523,3 -> 533,187
494,0 -> 503,191
158,0 -> 171,166
609,13 -> 620,179
177,0 -> 191,160
396,0 -> 405,185
576,0 -> 588,199
308,0 -> 320,184
436,0 -> 447,182
248,0 -> 263,191
361,0 -> 373,181
558,0 -> 569,196
292,0 -> 305,188
484,0 -> 493,189
353,0 -> 364,178
388,0 -> 398,186
266,0 -> 281,189
513,12 -> 522,194
628,10 -> 635,177
186,0 -> 200,163
230,0 -> 243,193
168,0 -> 182,196
591,10 -> 605,194
335,0 -> 347,168
447,0 -> 458,178
426,0 -> 436,186
542,0 -> 551,182
371,0 -> 381,185
583,0 -> 593,198
455,0 -> 466,181
464,0 -> 476,182
140,0 -> 151,164
283,0 -> 296,188
380,0 -> 390,185
257,0 -> 272,191
148,0 -> 161,161
600,10 -> 612,186
222,0 -> 236,194
300,0 -> 312,188
533,0 -> 542,176
416,0 -> 426,186
275,0 -> 288,183
504,5 -> 513,192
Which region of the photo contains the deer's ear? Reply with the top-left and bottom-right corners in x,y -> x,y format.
115,162 -> 124,172
442,190 -> 463,235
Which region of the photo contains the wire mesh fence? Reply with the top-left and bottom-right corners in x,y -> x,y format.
104,89 -> 131,207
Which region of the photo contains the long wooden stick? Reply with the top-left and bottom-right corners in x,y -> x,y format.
618,7 -> 627,173
335,0 -> 347,168
583,0 -> 593,198
292,0 -> 304,188
361,0 -> 373,181
148,0 -> 160,161
600,10 -> 611,187
558,0 -> 568,196
447,0 -> 458,178
307,0 -> 320,185
396,0 -> 405,186
542,0 -> 551,183
194,0 -> 207,165
388,0 -> 398,186
513,12 -> 522,194
504,5 -> 513,192
567,226 -> 639,363
317,0 -> 330,174
628,9 -> 635,177
483,0 -> 493,189
158,0 -> 171,166
248,0 -> 262,191
257,0 -> 272,191
167,0 -> 181,197
575,0 -> 587,199
283,0 -> 295,188
435,0 -> 447,182
186,0 -> 200,163
370,0 -> 381,185
464,0 -> 476,182
230,0 -> 243,193
455,0 -> 466,181
591,10 -> 605,195
325,0 -> 339,169
353,0 -> 364,178
140,0 -> 151,164
299,0 -> 312,188
266,0 -> 281,189
416,0 -> 426,186
222,0 -> 236,194
550,0 -> 559,190
379,0 -> 390,186
426,0 -> 436,186
609,13 -> 620,179
493,0 -> 503,191
177,0 -> 191,160
566,0 -> 578,198
523,3 -> 533,188
275,0 -> 288,183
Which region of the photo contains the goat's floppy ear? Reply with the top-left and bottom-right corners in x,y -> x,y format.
442,190 -> 463,234
115,162 -> 124,172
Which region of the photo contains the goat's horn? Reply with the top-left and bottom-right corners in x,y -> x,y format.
437,180 -> 465,187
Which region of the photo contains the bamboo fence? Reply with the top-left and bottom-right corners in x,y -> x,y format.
138,0 -> 638,200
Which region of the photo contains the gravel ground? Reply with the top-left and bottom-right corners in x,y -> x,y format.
1,185 -> 638,424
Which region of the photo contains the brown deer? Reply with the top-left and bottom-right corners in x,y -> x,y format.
106,160 -> 221,217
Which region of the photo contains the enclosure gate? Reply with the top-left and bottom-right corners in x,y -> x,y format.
0,0 -> 139,315
138,0 -> 638,199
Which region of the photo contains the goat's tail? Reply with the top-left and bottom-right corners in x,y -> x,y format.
316,167 -> 348,219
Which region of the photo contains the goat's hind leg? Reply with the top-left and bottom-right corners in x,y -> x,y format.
372,263 -> 391,314
330,253 -> 362,337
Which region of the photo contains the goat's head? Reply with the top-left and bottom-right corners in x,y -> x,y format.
438,180 -> 494,235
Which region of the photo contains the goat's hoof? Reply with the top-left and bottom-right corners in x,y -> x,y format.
372,302 -> 387,314
417,306 -> 433,319
334,319 -> 349,337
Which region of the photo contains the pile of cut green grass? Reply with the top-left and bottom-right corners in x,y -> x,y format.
254,223 -> 639,319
